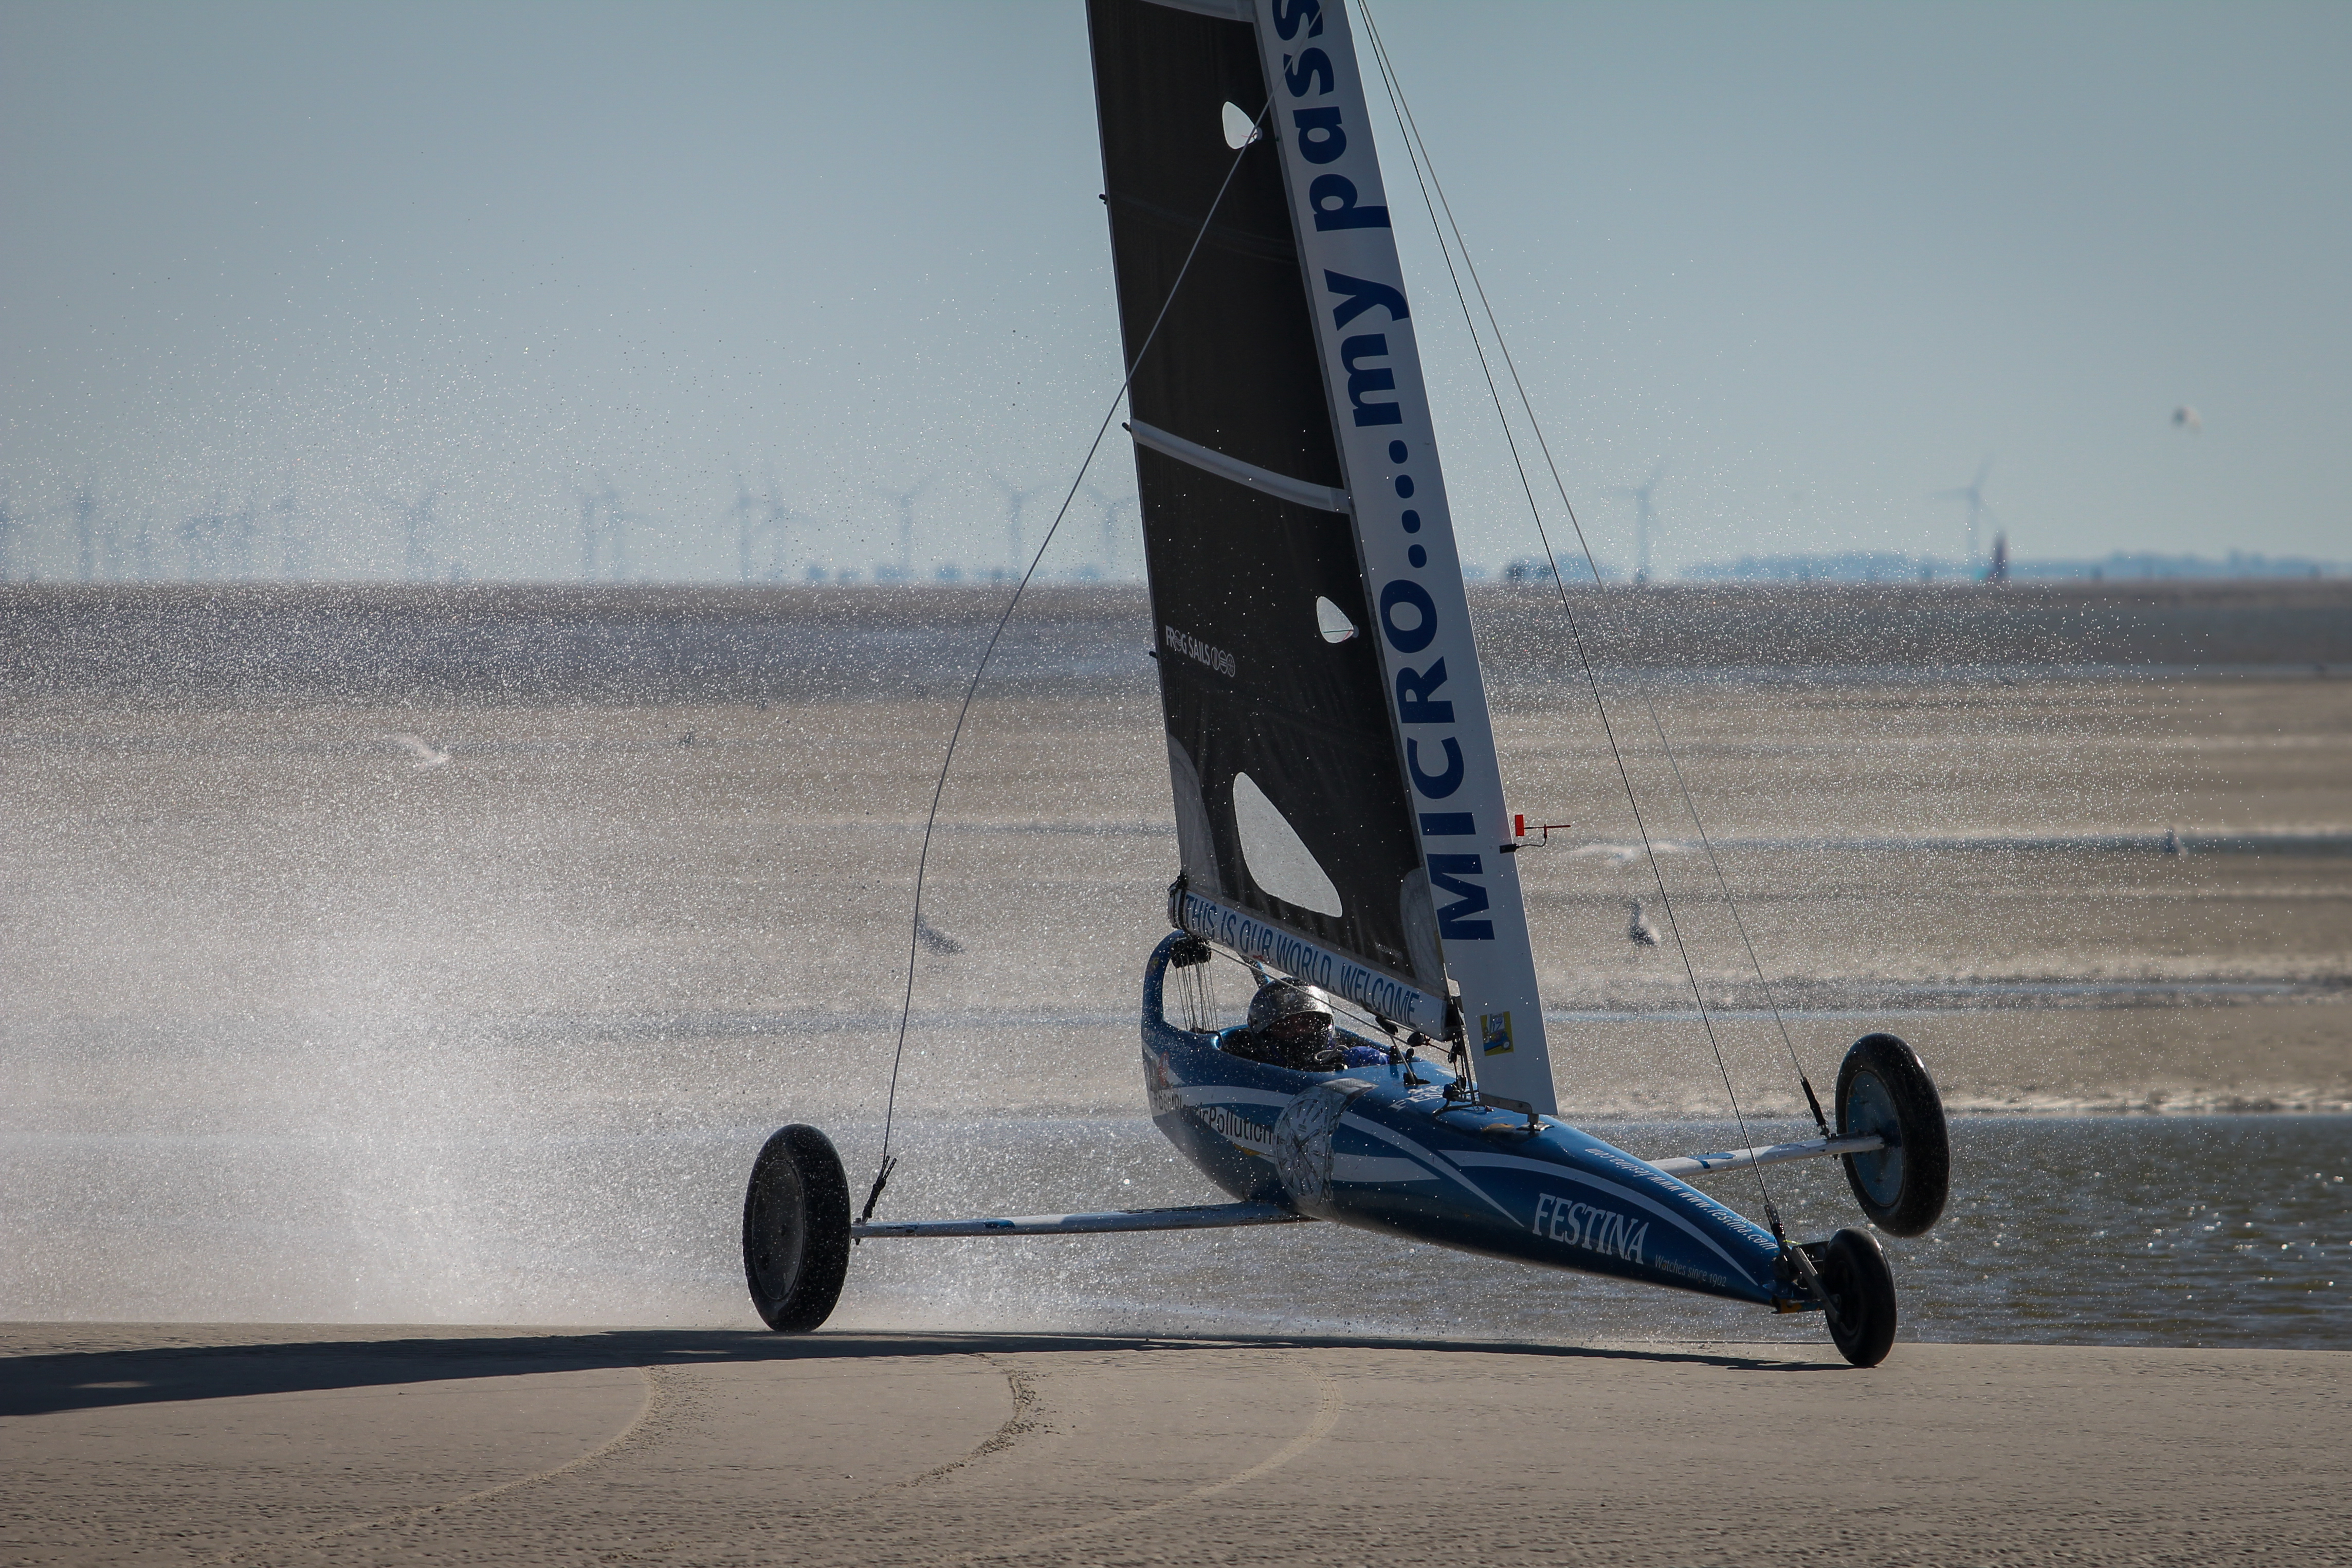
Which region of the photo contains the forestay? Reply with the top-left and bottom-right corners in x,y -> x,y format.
1088,0 -> 1554,1109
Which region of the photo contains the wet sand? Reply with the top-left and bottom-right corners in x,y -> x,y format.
4,1322 -> 2344,1566
8,666 -> 2346,1119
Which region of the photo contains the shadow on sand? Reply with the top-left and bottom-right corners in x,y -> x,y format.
1,1325 -> 1844,1417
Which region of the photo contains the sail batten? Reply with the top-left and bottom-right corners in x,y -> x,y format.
1128,420 -> 1349,513
1141,0 -> 1253,20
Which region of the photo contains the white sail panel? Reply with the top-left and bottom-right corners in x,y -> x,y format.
1233,770 -> 1345,915
1247,0 -> 1555,1110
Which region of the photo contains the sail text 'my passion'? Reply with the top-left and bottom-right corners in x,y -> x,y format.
1274,0 -> 1494,951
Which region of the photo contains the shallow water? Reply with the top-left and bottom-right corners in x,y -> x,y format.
5,1106 -> 2343,1350
842,1113 -> 2352,1351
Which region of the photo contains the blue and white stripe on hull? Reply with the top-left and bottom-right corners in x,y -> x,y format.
1141,934 -> 1801,1308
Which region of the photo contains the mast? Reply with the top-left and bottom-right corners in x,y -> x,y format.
1090,0 -> 1555,1110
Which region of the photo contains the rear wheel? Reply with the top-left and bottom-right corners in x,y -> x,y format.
1820,1226 -> 1898,1368
742,1124 -> 851,1332
1835,1032 -> 1950,1236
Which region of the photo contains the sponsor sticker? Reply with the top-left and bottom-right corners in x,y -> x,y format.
1530,1192 -> 1649,1264
1195,1102 -> 1274,1156
1162,624 -> 1236,679
1479,1010 -> 1514,1055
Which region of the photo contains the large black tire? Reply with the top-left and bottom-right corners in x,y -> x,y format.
1821,1226 -> 1899,1368
742,1124 -> 851,1333
1835,1032 -> 1950,1237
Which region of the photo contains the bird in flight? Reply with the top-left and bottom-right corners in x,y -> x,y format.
383,733 -> 450,770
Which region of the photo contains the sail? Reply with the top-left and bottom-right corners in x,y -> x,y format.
1089,0 -> 1553,1108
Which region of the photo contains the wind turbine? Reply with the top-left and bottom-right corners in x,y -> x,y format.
376,491 -> 437,582
873,476 -> 934,583
757,468 -> 814,582
576,475 -> 633,581
1080,483 -> 1139,580
180,497 -> 226,579
226,497 -> 259,580
727,467 -> 761,582
577,485 -> 606,580
1933,460 -> 1995,575
1608,464 -> 1666,583
72,487 -> 98,582
990,474 -> 1043,581
604,478 -> 647,580
273,491 -> 311,578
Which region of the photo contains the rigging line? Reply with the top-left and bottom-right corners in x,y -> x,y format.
1354,2 -> 1783,1220
1356,23 -> 1827,1140
864,100 -> 1273,1221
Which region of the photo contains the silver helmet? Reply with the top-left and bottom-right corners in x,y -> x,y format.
1247,979 -> 1334,1035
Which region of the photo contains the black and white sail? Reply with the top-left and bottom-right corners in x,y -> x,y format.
1089,0 -> 1554,1109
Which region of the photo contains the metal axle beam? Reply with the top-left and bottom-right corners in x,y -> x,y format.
854,1200 -> 1308,1240
1649,1132 -> 1885,1179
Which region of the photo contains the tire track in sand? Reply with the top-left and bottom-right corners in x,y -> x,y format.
952,1369 -> 1346,1563
201,1363 -> 665,1565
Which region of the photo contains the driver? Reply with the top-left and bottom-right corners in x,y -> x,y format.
1228,979 -> 1391,1071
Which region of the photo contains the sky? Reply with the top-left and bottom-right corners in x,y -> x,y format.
2,0 -> 2345,583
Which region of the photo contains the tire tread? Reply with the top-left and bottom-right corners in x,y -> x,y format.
1835,1032 -> 1950,1236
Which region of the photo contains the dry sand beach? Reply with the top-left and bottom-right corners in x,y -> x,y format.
4,582 -> 2348,1563
7,1324 -> 2350,1567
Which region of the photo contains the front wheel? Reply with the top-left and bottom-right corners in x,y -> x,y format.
742,1124 -> 851,1332
1820,1226 -> 1898,1368
1835,1032 -> 1950,1236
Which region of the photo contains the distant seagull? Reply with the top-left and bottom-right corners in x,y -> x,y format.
914,912 -> 965,955
384,733 -> 450,770
2173,406 -> 2202,434
1627,899 -> 1662,947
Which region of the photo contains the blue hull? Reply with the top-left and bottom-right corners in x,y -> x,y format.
1142,935 -> 1795,1308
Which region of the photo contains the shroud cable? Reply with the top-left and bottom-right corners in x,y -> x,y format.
861,102 -> 1273,1223
1357,5 -> 1822,1244
1353,31 -> 1830,1135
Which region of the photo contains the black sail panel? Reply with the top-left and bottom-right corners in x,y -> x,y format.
1088,0 -> 1341,489
1089,0 -> 1439,996
1138,449 -> 1435,986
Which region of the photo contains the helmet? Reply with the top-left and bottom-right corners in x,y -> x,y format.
1248,979 -> 1334,1036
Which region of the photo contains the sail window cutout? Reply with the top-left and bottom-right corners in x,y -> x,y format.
1232,772 -> 1343,917
1315,596 -> 1359,643
1221,101 -> 1263,151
